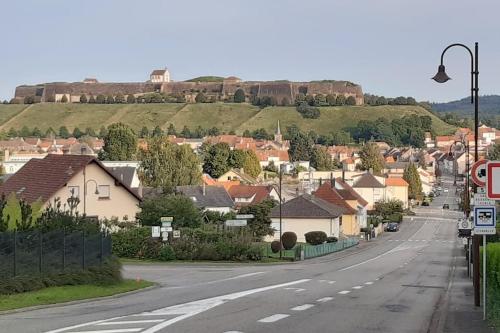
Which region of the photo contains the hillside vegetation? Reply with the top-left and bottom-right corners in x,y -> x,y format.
0,103 -> 455,135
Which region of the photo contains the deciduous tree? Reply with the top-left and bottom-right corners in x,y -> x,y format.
137,194 -> 202,228
359,143 -> 385,173
234,89 -> 245,103
99,123 -> 137,161
403,163 -> 422,200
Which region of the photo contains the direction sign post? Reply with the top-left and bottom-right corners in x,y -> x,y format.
225,219 -> 247,227
151,226 -> 161,238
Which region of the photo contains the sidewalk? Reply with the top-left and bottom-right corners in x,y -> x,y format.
442,252 -> 497,332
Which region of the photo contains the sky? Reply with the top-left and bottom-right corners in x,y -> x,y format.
1,0 -> 499,103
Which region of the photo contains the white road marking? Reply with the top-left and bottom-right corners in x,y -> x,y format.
352,286 -> 363,289
46,279 -> 310,333
258,314 -> 290,323
284,287 -> 305,292
316,297 -> 334,303
328,281 -> 336,284
338,290 -> 351,295
364,282 -> 374,285
224,331 -> 244,333
291,304 -> 315,311
67,329 -> 142,333
97,320 -> 164,325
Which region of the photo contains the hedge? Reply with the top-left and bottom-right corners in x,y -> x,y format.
305,231 -> 327,245
0,257 -> 122,295
484,242 -> 500,328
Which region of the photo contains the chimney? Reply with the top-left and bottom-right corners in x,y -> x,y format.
330,172 -> 334,189
319,178 -> 322,186
81,146 -> 87,155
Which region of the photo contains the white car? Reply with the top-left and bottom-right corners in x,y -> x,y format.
443,188 -> 449,193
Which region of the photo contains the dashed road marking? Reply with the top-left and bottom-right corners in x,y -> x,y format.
291,304 -> 315,311
365,281 -> 374,285
316,297 -> 334,303
97,320 -> 164,326
338,290 -> 351,295
67,329 -> 142,333
284,287 -> 305,292
258,314 -> 290,323
352,286 -> 363,290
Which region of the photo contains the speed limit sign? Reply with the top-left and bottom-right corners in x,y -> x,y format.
471,159 -> 488,187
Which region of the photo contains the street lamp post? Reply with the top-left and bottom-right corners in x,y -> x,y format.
83,179 -> 100,216
432,42 -> 480,307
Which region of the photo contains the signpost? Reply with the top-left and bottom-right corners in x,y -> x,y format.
151,226 -> 161,238
161,217 -> 173,223
225,219 -> 247,227
473,193 -> 495,207
471,159 -> 488,187
235,214 -> 254,219
173,230 -> 181,238
160,217 -> 174,242
486,161 -> 500,199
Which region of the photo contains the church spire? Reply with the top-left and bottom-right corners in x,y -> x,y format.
274,120 -> 282,143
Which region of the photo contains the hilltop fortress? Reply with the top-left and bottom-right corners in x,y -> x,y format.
14,68 -> 364,105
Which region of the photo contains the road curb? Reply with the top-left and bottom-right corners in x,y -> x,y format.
0,283 -> 159,316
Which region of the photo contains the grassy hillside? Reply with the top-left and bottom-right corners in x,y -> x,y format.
0,103 -> 455,135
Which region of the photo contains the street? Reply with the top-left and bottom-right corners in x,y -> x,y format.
0,177 -> 464,333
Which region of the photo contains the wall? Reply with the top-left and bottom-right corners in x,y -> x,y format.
385,185 -> 409,208
341,214 -> 360,236
50,163 -> 140,221
268,217 -> 340,242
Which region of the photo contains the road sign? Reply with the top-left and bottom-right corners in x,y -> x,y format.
165,226 -> 173,232
236,214 -> 254,219
161,216 -> 173,222
225,219 -> 247,227
473,206 -> 496,235
473,193 -> 496,206
161,232 -> 169,241
151,226 -> 161,238
173,230 -> 181,238
486,161 -> 500,199
471,159 -> 488,187
161,221 -> 172,228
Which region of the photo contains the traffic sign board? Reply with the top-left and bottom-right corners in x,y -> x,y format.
236,214 -> 254,219
162,221 -> 172,228
474,227 -> 496,235
471,159 -> 488,187
225,219 -> 247,227
473,206 -> 496,235
486,161 -> 500,199
473,193 -> 496,206
173,230 -> 181,238
161,216 -> 173,222
152,226 -> 161,238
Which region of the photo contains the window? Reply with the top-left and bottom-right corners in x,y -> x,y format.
68,186 -> 80,198
98,185 -> 110,199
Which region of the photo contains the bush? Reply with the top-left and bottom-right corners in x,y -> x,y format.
281,232 -> 297,250
326,236 -> 338,243
0,258 -> 122,295
158,245 -> 176,261
111,227 -> 151,258
270,240 -> 282,253
388,212 -> 403,222
296,103 -> 320,119
305,231 -> 327,245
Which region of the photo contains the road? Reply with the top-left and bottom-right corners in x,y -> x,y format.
0,177 -> 464,333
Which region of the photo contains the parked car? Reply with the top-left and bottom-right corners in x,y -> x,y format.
386,223 -> 399,232
443,203 -> 450,209
437,186 -> 442,191
443,188 -> 449,193
421,201 -> 430,206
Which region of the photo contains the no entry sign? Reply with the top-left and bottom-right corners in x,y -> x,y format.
471,159 -> 488,187
487,161 -> 500,200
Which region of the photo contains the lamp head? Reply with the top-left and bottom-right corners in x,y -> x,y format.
95,188 -> 100,195
432,64 -> 451,83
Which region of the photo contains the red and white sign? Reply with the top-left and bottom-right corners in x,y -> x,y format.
486,161 -> 500,200
471,159 -> 488,187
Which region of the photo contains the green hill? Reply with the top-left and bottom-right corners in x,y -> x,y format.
0,103 -> 455,135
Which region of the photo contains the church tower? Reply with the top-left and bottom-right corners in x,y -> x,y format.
274,120 -> 283,143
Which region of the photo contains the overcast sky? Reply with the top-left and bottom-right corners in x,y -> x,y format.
1,0 -> 499,102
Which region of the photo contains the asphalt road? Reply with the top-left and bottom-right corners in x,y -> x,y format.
0,177 -> 464,333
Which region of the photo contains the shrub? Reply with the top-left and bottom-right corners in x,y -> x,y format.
111,227 -> 151,258
305,231 -> 327,245
388,212 -> 403,223
270,240 -> 282,253
281,232 -> 297,250
158,245 -> 176,261
326,236 -> 338,243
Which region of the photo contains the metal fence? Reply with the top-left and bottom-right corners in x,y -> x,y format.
303,237 -> 359,259
0,230 -> 112,279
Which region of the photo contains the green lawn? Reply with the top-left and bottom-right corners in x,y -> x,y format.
0,103 -> 456,135
0,279 -> 154,311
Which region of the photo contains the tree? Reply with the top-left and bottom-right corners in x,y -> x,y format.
152,125 -> 163,137
376,96 -> 387,105
60,95 -> 68,103
98,126 -> 108,138
59,126 -> 70,139
195,92 -> 206,103
336,95 -> 346,105
296,102 -> 320,119
99,123 -> 137,161
238,199 -> 276,239
106,95 -> 115,104
167,124 -> 177,136
202,143 -> 232,178
45,127 -> 56,138
310,146 -> 334,171
137,194 -> 202,228
359,143 -> 385,173
126,94 -> 136,103
72,127 -> 83,138
24,96 -> 34,104
403,163 -> 422,200
488,143 -> 500,160
88,95 -> 96,104
20,126 -> 31,138
288,131 -> 313,162
242,129 -> 251,137
346,96 -> 356,105
207,127 -> 220,136
7,128 -> 17,138
229,149 -> 247,169
180,126 -> 191,138
314,94 -> 327,106
115,93 -> 125,104
138,137 -> 201,193
95,94 -> 105,104
193,126 -> 206,138
139,126 -> 150,138
79,94 -> 88,103
326,94 -> 336,106
242,150 -> 262,178
234,89 -> 245,103
31,127 -> 42,137
281,97 -> 290,106
85,127 -> 96,137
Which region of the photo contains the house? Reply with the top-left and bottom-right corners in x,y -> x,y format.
313,180 -> 362,236
341,157 -> 359,171
228,185 -> 279,208
455,151 -> 474,175
384,177 -> 409,208
436,135 -> 454,148
106,166 -> 141,189
217,169 -> 257,184
268,194 -> 345,242
150,68 -> 170,83
0,155 -> 142,221
384,161 -> 409,177
176,185 -> 234,213
352,172 -> 386,210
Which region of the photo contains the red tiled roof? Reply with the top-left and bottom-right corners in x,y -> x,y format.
0,154 -> 141,204
314,182 -> 357,215
385,177 -> 409,187
228,185 -> 272,206
335,177 -> 369,207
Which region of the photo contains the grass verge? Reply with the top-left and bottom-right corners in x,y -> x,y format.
119,257 -> 287,265
0,279 -> 154,311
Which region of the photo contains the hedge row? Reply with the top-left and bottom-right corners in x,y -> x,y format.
485,242 -> 500,328
0,257 -> 122,295
112,227 -> 262,261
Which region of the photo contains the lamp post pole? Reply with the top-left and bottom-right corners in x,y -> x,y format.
432,42 -> 480,307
